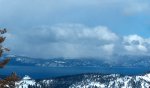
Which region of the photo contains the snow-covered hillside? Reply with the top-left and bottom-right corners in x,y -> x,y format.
70,74 -> 150,88
15,75 -> 37,88
6,54 -> 150,67
15,73 -> 150,88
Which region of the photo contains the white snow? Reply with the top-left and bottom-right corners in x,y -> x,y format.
15,73 -> 150,88
15,75 -> 36,88
22,75 -> 31,80
139,73 -> 150,82
54,61 -> 66,64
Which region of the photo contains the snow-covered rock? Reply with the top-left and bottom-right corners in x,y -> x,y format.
15,75 -> 36,88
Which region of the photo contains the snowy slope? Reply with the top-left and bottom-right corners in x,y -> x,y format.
15,75 -> 36,88
15,73 -> 150,88
70,74 -> 150,88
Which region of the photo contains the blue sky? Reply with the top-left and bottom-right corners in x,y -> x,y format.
0,0 -> 150,58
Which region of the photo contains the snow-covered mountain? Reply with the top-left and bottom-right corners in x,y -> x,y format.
15,75 -> 36,88
7,55 -> 109,67
5,54 -> 150,67
15,73 -> 150,88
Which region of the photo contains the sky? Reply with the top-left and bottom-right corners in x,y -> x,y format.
0,0 -> 150,58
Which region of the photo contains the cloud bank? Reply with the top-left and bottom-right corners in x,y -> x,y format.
3,24 -> 150,58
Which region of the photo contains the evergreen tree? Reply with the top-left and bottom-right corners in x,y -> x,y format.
0,28 -> 19,88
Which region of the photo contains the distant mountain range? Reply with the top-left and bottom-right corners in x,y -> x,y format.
15,72 -> 150,88
4,54 -> 150,67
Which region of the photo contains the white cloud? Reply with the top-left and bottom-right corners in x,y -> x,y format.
102,44 -> 115,55
123,35 -> 144,45
93,26 -> 118,41
4,24 -> 150,58
123,34 -> 149,53
138,45 -> 148,52
5,24 -> 119,58
124,45 -> 147,53
45,24 -> 119,42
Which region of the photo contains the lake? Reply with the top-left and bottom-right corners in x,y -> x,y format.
0,66 -> 150,79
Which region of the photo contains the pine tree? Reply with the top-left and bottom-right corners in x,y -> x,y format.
0,28 -> 19,88
0,28 -> 10,68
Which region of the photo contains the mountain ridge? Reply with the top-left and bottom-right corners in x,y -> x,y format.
4,54 -> 150,67
15,72 -> 150,88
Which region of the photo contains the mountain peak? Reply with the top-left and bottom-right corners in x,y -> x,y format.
22,75 -> 31,80
15,75 -> 36,88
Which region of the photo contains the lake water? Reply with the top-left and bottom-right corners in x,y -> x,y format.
0,66 -> 150,79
